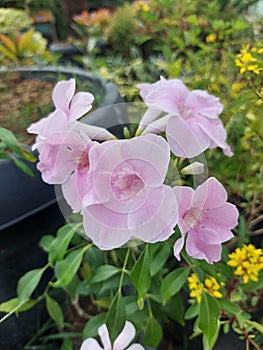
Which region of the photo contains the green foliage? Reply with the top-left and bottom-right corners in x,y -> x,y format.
0,7 -> 32,33
0,126 -> 36,175
107,3 -> 138,57
0,27 -> 47,65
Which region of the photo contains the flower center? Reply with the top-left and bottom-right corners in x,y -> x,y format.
183,208 -> 203,228
111,167 -> 145,202
77,149 -> 90,173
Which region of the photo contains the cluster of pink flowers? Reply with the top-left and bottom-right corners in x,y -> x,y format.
28,77 -> 239,264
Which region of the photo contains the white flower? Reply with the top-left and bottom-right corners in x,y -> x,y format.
80,321 -> 145,350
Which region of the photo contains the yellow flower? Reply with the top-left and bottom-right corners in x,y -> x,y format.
235,44 -> 262,74
257,48 -> 263,54
188,273 -> 224,303
134,1 -> 150,12
227,244 -> 263,283
232,81 -> 246,95
206,33 -> 217,43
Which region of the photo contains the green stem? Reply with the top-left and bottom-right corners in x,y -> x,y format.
118,248 -> 130,293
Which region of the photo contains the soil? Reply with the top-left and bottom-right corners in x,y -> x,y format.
0,72 -> 55,144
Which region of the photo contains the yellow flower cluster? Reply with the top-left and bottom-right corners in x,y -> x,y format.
134,0 -> 150,12
188,273 -> 223,304
227,244 -> 263,284
235,44 -> 262,74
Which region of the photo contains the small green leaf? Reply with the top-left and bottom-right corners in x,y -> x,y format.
45,294 -> 64,328
17,266 -> 47,302
161,267 -> 190,305
82,313 -> 106,339
11,156 -> 34,177
61,338 -> 73,350
245,320 -> 263,334
106,290 -> 126,342
53,247 -> 88,287
0,127 -> 36,161
143,314 -> 162,348
49,224 -> 79,265
130,246 -> 151,299
198,291 -> 220,350
165,293 -> 185,326
219,299 -> 242,315
149,243 -> 171,276
91,265 -> 121,284
185,302 -> 199,320
39,234 -> 54,253
0,297 -> 37,314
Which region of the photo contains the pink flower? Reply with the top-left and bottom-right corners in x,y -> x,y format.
173,177 -> 239,263
137,77 -> 232,158
52,78 -> 94,122
80,321 -> 145,350
82,134 -> 178,249
37,130 -> 97,212
27,78 -> 115,151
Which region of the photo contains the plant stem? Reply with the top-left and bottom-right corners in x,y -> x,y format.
118,248 -> 130,293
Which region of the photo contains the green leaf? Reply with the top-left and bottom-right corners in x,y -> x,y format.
130,246 -> 151,299
143,314 -> 162,348
198,291 -> 220,350
45,294 -> 64,328
106,290 -> 126,342
0,297 -> 37,314
149,243 -> 171,276
161,267 -> 190,305
219,299 -> 242,315
91,265 -> 121,284
17,266 -> 47,302
11,156 -> 34,177
185,302 -> 199,320
165,293 -> 185,326
245,320 -> 263,334
61,338 -> 73,350
53,247 -> 88,288
0,127 -> 36,161
49,224 -> 78,265
82,313 -> 106,339
39,234 -> 55,253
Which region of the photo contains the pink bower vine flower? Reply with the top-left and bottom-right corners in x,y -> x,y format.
27,78 -> 114,151
137,77 -> 233,158
37,130 -> 98,213
80,321 -> 145,350
173,177 -> 239,263
82,134 -> 178,250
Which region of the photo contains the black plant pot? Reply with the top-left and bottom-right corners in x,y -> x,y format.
0,66 -> 126,349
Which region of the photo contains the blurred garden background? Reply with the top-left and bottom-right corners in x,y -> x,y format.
0,0 -> 263,349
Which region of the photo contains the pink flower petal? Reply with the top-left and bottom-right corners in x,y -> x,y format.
173,186 -> 194,218
195,117 -> 229,148
138,77 -> 188,115
173,236 -> 185,261
113,321 -> 135,350
127,345 -> 145,350
166,116 -> 210,158
137,107 -> 163,132
186,227 -> 222,263
128,185 -> 178,242
80,338 -> 103,350
69,91 -> 94,121
82,205 -> 132,249
192,177 -> 227,210
98,324 -> 112,350
52,78 -> 75,115
186,90 -> 223,119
